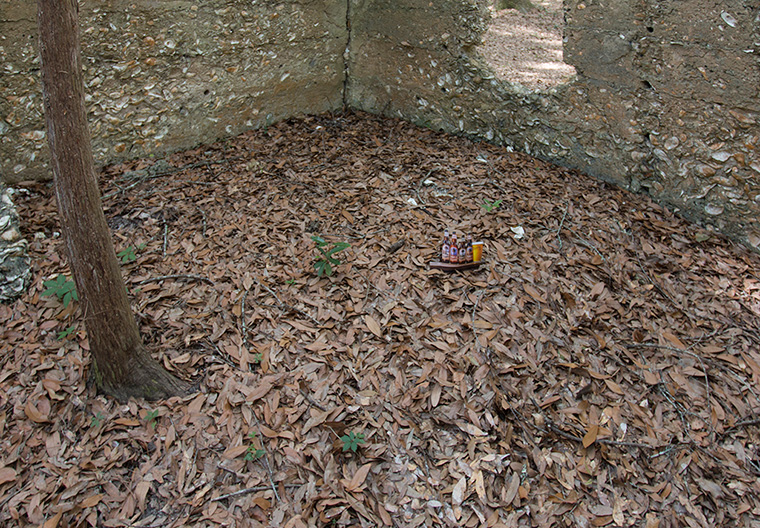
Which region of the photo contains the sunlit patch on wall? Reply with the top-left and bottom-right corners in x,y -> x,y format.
479,0 -> 576,91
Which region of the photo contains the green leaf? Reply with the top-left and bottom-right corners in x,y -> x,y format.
42,275 -> 78,307
117,246 -> 138,264
145,409 -> 159,428
481,198 -> 502,212
340,431 -> 366,452
57,325 -> 76,340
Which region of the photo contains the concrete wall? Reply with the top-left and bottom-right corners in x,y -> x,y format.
1,0 -> 758,249
347,0 -> 760,250
1,0 -> 347,182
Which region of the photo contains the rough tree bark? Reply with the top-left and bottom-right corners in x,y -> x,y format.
37,0 -> 190,401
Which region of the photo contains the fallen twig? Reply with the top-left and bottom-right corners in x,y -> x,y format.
555,202 -> 568,252
254,277 -> 321,325
241,289 -> 250,352
545,420 -> 655,449
135,274 -> 213,286
211,484 -> 300,502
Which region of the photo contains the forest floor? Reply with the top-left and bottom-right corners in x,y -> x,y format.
480,0 -> 577,90
3,111 -> 760,527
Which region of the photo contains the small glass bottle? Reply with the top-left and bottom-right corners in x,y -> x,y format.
466,234 -> 473,263
441,229 -> 450,262
450,232 -> 459,264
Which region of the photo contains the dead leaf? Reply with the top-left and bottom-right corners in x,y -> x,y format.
364,315 -> 383,337
344,463 -> 373,492
504,471 -> 521,504
0,466 -> 17,485
583,424 -> 599,448
662,331 -> 686,350
222,444 -> 249,459
135,481 -> 151,511
24,398 -> 50,423
43,511 -> 63,528
78,494 -> 103,509
472,469 -> 486,501
452,476 -> 467,505
456,421 -> 487,437
523,283 -> 547,304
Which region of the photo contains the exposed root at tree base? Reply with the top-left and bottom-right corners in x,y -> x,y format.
93,347 -> 191,402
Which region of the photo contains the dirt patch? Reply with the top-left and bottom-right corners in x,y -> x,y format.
3,112 -> 760,527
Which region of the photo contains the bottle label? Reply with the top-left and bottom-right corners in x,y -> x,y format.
442,243 -> 450,262
450,246 -> 458,263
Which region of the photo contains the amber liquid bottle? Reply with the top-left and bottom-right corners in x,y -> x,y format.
466,234 -> 473,263
450,233 -> 459,264
441,229 -> 450,262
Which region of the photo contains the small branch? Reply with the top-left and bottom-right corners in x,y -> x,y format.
720,417 -> 760,437
211,484 -> 300,502
471,289 -> 485,353
300,388 -> 327,412
135,274 -> 213,286
634,251 -> 681,309
386,239 -> 406,254
162,222 -> 169,257
254,277 -> 321,325
545,421 -> 655,449
198,208 -> 208,238
555,202 -> 568,252
567,228 -> 606,261
529,397 -> 655,449
241,289 -> 250,352
252,417 -> 281,504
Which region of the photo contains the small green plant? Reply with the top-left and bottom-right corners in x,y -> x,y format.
244,432 -> 265,461
42,275 -> 78,308
252,352 -> 263,365
285,278 -> 296,285
91,412 -> 105,428
117,242 -> 147,264
145,409 -> 160,429
57,324 -> 76,340
340,431 -> 366,453
312,235 -> 351,277
481,199 -> 502,212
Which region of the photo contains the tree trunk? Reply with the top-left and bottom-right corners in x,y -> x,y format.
37,0 -> 189,402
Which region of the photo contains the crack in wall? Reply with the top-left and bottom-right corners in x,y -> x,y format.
342,0 -> 352,108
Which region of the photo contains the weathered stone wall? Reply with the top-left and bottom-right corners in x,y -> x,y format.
347,0 -> 760,250
1,0 -> 347,183
2,0 -> 759,249
0,184 -> 30,302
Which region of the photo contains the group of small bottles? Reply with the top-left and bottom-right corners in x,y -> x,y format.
441,229 -> 473,264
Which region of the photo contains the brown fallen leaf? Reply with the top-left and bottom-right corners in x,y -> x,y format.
0,466 -> 17,485
504,471 -> 521,504
364,315 -> 383,337
583,424 -> 599,448
78,494 -> 103,509
343,462 -> 373,493
452,476 -> 467,506
24,398 -> 50,423
222,444 -> 249,459
43,511 -> 63,528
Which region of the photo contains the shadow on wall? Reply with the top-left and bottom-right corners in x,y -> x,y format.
479,0 -> 576,91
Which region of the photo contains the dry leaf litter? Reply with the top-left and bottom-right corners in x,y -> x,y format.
2,112 -> 760,528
